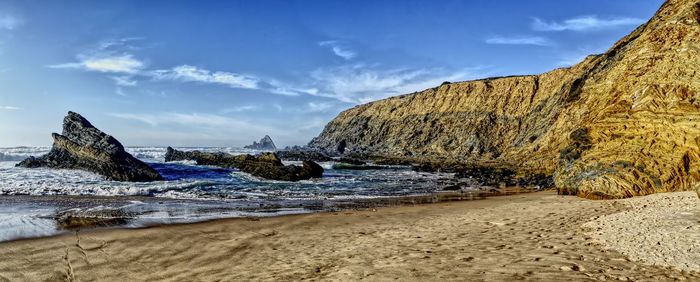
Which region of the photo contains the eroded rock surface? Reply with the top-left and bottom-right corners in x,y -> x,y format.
17,112 -> 163,182
165,147 -> 323,181
309,0 -> 700,199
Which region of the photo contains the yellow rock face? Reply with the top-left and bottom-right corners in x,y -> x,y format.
310,0 -> 700,199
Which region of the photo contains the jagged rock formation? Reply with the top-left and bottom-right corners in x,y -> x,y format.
17,112 -> 163,182
244,135 -> 277,151
309,0 -> 700,199
165,147 -> 323,181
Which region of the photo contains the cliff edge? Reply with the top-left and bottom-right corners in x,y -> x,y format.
309,0 -> 700,199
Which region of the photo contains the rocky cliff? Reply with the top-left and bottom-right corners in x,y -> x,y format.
309,0 -> 700,199
17,112 -> 163,182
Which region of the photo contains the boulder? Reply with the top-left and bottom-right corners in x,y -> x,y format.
16,111 -> 163,182
165,147 -> 323,181
244,135 -> 277,151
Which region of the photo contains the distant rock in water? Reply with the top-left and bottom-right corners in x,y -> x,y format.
165,147 -> 323,181
244,135 -> 277,151
16,111 -> 163,182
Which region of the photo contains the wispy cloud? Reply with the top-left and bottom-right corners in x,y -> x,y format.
265,79 -> 318,96
1,106 -> 21,110
485,36 -> 552,46
112,76 -> 137,86
555,45 -> 609,67
50,38 -> 480,102
97,37 -> 144,51
151,65 -> 259,89
107,111 -> 329,146
0,15 -> 21,30
532,16 -> 645,32
115,87 -> 127,96
108,112 -> 242,127
107,112 -> 280,140
219,105 -> 259,114
49,54 -> 145,74
318,41 -> 357,60
306,64 -> 484,103
306,101 -> 337,113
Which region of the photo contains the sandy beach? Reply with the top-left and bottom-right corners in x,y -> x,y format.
0,191 -> 697,281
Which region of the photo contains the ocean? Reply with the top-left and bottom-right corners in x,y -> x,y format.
0,146 -> 461,241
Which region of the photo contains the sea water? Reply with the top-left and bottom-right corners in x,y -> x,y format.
0,147 -> 461,241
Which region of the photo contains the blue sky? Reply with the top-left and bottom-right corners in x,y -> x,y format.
0,0 -> 663,147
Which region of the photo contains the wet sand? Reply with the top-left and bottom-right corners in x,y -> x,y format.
0,191 -> 697,281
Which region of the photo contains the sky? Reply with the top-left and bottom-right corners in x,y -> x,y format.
0,0 -> 664,147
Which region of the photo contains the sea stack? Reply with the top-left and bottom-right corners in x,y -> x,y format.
244,135 -> 277,151
309,0 -> 700,199
17,111 -> 163,182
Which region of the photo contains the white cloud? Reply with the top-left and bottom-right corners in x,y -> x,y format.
485,36 -> 552,46
265,79 -> 319,96
220,105 -> 259,114
112,76 -> 137,86
555,46 -> 609,67
0,15 -> 21,30
108,112 -> 260,128
115,87 -> 127,96
107,111 -> 331,147
49,54 -> 145,74
107,112 -> 282,142
1,106 -> 20,110
306,101 -> 336,112
152,65 -> 259,89
97,37 -> 144,51
306,64 -> 483,103
532,16 -> 644,32
557,54 -> 588,67
318,41 -> 357,60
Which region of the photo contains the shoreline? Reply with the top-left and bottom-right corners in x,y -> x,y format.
0,191 -> 697,281
0,187 -> 539,243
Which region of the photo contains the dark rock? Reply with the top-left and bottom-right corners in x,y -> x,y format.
454,166 -> 554,189
559,128 -> 592,164
54,209 -> 133,230
301,160 -> 324,178
442,185 -> 461,191
331,163 -> 389,170
517,173 -> 555,188
336,157 -> 366,165
455,167 -> 516,187
372,157 -> 412,166
165,147 -> 323,181
16,111 -> 163,182
244,135 -> 277,151
336,140 -> 347,154
411,162 -> 464,173
276,149 -> 332,162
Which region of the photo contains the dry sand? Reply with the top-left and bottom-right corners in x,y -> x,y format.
584,192 -> 700,273
0,191 -> 698,281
